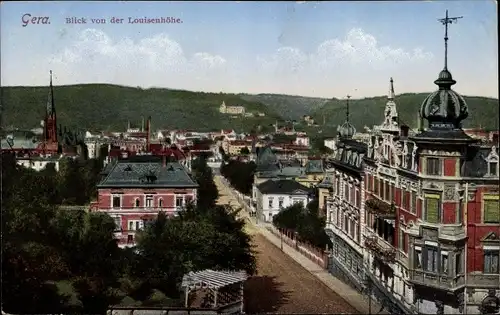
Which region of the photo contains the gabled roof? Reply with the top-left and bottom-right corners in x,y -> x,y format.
97,159 -> 198,188
257,179 -> 310,195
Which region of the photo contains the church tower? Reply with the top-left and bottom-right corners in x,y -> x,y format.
44,70 -> 59,153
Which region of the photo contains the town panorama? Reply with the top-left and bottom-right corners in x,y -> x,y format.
1,1 -> 499,315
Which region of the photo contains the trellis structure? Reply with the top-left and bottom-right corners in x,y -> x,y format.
181,269 -> 248,313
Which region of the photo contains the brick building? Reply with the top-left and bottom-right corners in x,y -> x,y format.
94,155 -> 198,247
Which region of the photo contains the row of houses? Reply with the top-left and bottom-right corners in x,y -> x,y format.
315,65 -> 499,314
246,26 -> 499,313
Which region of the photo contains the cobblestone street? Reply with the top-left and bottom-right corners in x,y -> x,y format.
214,175 -> 359,314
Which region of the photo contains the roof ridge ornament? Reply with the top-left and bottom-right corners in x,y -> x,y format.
439,10 -> 462,71
434,10 -> 462,89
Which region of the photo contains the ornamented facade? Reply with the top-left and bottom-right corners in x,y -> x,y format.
323,95 -> 368,292
322,11 -> 500,315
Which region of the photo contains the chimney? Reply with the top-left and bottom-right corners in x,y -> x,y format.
162,154 -> 167,167
400,125 -> 409,138
146,116 -> 151,152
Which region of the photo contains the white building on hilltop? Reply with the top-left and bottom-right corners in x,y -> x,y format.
219,101 -> 245,115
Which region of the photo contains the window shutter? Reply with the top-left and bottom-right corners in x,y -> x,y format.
484,199 -> 500,223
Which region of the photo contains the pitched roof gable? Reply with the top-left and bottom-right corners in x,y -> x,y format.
257,179 -> 310,195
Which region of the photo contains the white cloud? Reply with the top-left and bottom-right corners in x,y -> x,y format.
8,26 -> 486,98
259,28 -> 433,75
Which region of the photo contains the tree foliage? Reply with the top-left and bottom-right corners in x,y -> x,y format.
272,194 -> 331,249
240,146 -> 250,155
1,152 -> 256,313
2,85 -> 281,132
220,160 -> 256,195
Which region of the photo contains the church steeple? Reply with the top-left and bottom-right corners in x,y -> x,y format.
47,70 -> 56,117
44,70 -> 58,151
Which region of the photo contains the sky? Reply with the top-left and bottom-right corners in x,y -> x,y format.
1,1 -> 498,99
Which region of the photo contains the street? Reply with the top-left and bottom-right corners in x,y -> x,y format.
214,175 -> 359,314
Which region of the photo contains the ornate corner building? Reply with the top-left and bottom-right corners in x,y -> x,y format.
323,11 -> 499,315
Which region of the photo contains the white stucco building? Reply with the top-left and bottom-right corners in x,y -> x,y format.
255,179 -> 310,222
16,156 -> 61,171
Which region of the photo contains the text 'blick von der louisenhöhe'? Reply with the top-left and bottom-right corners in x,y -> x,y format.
66,16 -> 183,24
21,14 -> 183,27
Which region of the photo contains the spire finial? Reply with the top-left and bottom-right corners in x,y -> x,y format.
388,77 -> 395,99
438,10 -> 462,70
47,70 -> 56,116
346,95 -> 351,123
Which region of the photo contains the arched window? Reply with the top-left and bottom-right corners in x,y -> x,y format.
159,198 -> 164,208
134,198 -> 140,207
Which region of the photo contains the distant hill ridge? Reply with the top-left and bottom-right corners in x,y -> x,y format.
1,84 -> 281,132
1,84 -> 498,131
310,92 -> 499,131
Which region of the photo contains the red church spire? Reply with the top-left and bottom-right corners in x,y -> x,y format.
44,70 -> 58,152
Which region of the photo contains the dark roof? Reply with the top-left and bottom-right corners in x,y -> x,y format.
304,159 -> 324,174
256,146 -> 280,172
257,179 -> 310,195
462,145 -> 498,178
411,128 -> 476,144
98,160 -> 198,188
324,138 -> 366,178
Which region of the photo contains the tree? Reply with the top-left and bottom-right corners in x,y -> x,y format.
1,149 -> 256,313
272,198 -> 331,249
191,156 -> 218,210
220,160 -> 256,195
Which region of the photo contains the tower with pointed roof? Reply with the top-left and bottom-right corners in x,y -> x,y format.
379,77 -> 399,133
43,70 -> 59,153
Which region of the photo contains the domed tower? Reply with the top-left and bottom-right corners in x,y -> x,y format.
337,95 -> 356,139
412,10 -> 475,144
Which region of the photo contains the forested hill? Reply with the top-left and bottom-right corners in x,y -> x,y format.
1,84 -> 282,132
311,93 -> 499,130
239,93 -> 329,120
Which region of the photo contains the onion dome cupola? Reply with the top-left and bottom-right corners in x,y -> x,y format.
420,10 -> 468,130
337,95 -> 356,139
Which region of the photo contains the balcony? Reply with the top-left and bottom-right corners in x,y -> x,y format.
365,199 -> 396,219
364,235 -> 396,264
409,270 -> 465,291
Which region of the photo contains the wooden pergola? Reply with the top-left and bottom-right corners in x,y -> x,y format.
181,269 -> 248,313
